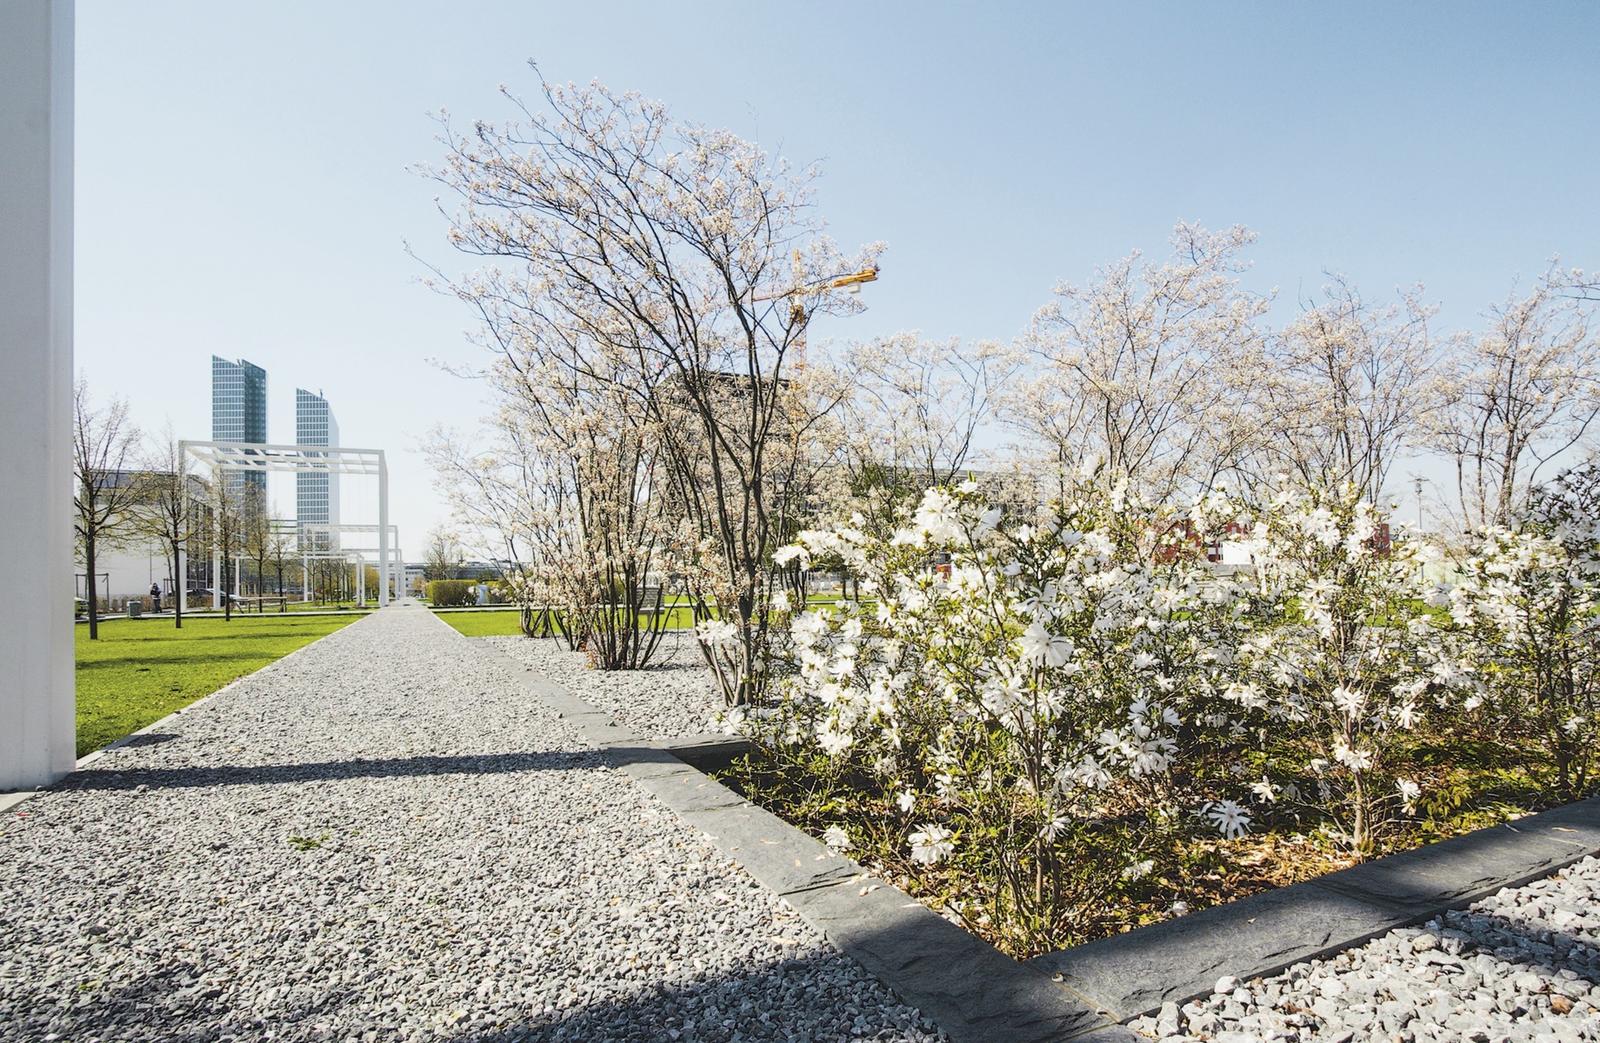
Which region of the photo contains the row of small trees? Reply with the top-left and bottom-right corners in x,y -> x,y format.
71,380 -> 366,638
426,70 -> 1600,706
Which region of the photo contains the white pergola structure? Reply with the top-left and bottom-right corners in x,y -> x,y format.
179,441 -> 398,608
1,1 -> 74,790
295,524 -> 403,602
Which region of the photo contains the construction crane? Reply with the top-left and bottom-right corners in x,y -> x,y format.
752,251 -> 879,370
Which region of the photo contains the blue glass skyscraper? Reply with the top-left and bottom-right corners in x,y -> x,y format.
295,388 -> 339,551
210,356 -> 267,509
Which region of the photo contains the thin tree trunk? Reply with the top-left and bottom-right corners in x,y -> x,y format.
172,538 -> 184,629
86,535 -> 99,640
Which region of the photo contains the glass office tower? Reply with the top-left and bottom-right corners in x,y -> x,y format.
210,356 -> 267,510
295,388 -> 339,551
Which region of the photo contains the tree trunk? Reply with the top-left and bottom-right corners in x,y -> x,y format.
171,538 -> 183,629
85,535 -> 99,640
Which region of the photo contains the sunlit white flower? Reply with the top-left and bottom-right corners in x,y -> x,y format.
1331,685 -> 1365,717
696,620 -> 739,646
1332,742 -> 1373,771
1120,859 -> 1155,882
1018,620 -> 1074,667
908,824 -> 955,865
1396,778 -> 1421,813
1204,799 -> 1252,839
896,789 -> 915,814
822,825 -> 852,852
1036,813 -> 1070,841
773,544 -> 806,567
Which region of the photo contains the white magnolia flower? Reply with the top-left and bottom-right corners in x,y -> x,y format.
773,544 -> 807,567
1018,620 -> 1074,667
696,620 -> 740,646
1250,776 -> 1278,804
1120,859 -> 1155,882
896,789 -> 916,814
1332,742 -> 1373,771
822,825 -> 852,852
1036,813 -> 1070,841
1396,778 -> 1421,813
1331,685 -> 1365,717
908,824 -> 955,865
1204,799 -> 1252,839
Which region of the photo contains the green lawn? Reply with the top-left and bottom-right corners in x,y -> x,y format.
75,614 -> 356,756
433,597 -> 869,638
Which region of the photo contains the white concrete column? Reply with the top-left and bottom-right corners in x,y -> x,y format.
302,557 -> 310,602
1,0 -> 75,791
377,456 -> 390,607
356,555 -> 365,604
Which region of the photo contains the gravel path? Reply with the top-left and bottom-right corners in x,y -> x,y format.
1131,856 -> 1600,1042
485,635 -> 725,740
0,604 -> 942,1043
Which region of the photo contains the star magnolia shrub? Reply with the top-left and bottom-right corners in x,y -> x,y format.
1444,467 -> 1600,800
1227,482 -> 1460,856
762,473 -> 1251,954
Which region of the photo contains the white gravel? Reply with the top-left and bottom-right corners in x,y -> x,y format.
485,635 -> 726,740
1131,856 -> 1600,1043
0,605 -> 942,1042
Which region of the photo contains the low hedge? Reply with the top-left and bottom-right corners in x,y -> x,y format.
427,579 -> 476,607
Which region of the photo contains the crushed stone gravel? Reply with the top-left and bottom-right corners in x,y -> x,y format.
0,604 -> 943,1043
484,634 -> 726,740
1130,855 -> 1600,1042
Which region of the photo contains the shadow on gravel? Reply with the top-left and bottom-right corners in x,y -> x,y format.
57,750 -> 619,791
452,947 -> 946,1043
1444,908 -> 1600,985
118,732 -> 181,748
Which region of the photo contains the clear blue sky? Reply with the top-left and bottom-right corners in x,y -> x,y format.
76,1 -> 1600,544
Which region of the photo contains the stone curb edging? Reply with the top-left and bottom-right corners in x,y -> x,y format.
1028,795 -> 1600,1021
448,623 -> 1135,1043
1,608 -> 386,814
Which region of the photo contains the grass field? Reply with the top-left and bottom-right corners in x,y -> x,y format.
436,607 -> 695,637
433,597 -> 867,638
75,614 -> 357,756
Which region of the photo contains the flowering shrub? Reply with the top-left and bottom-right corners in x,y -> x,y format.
1444,467 -> 1600,799
731,468 -> 1600,955
1228,482 -> 1459,855
758,470 -> 1251,953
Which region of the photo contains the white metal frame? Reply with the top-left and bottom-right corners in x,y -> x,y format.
293,525 -> 403,603
179,441 -> 396,607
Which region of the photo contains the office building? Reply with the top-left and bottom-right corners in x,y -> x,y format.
296,388 -> 339,550
210,356 -> 267,510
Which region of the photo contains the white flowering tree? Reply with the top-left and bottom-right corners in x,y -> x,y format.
427,69 -> 879,702
1231,483 -> 1458,855
761,468 -> 1249,953
1004,224 -> 1270,503
1428,268 -> 1600,529
1253,276 -> 1438,503
1444,465 -> 1600,799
